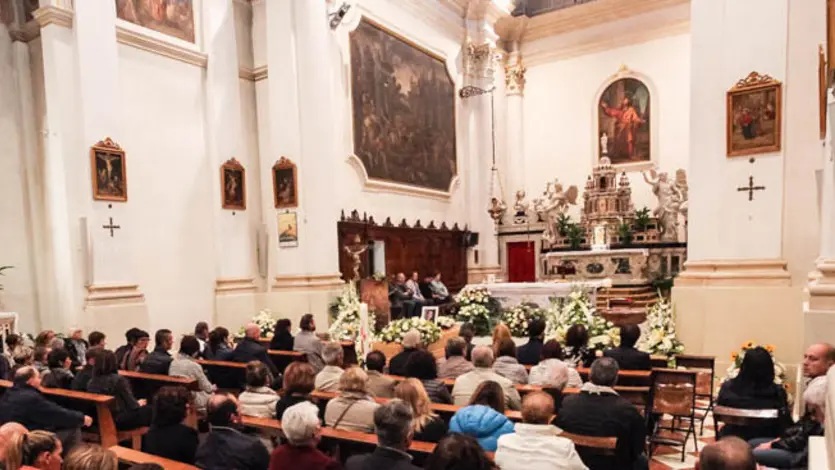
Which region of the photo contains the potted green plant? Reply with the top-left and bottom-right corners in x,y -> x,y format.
634,207 -> 651,232
565,224 -> 585,250
617,222 -> 634,246
556,213 -> 572,237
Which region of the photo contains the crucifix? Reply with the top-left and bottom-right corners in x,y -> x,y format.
102,217 -> 121,237
737,176 -> 766,201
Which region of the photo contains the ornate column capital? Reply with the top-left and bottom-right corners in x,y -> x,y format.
464,40 -> 500,82
505,61 -> 526,96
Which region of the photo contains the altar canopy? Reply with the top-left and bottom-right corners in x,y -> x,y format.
468,279 -> 612,308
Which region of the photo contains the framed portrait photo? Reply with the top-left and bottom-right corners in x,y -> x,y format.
220,158 -> 246,210
90,137 -> 128,202
726,72 -> 782,157
273,157 -> 298,209
421,306 -> 439,324
278,211 -> 299,248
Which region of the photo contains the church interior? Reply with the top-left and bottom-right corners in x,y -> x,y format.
1,0 -> 835,468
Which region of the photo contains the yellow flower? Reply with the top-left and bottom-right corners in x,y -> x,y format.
783,383 -> 791,391
742,341 -> 755,350
765,344 -> 776,353
731,352 -> 739,361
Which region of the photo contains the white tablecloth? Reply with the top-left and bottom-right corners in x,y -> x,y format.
467,280 -> 612,308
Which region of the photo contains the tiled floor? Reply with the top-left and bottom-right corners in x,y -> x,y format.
649,415 -> 715,470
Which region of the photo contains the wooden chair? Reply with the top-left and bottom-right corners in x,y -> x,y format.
561,432 -> 618,469
675,354 -> 716,435
0,380 -> 147,449
647,368 -> 698,462
712,405 -> 780,437
110,445 -> 199,470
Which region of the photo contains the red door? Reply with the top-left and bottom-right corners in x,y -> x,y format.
507,241 -> 536,282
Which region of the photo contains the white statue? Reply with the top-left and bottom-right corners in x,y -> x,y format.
600,132 -> 609,156
487,197 -> 507,225
536,179 -> 579,244
674,169 -> 688,217
642,168 -> 682,241
513,190 -> 529,217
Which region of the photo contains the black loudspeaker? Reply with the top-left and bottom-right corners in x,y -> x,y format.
463,232 -> 479,248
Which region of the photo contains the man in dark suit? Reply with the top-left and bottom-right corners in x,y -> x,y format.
556,358 -> 648,470
139,329 -> 173,375
232,323 -> 279,378
345,400 -> 420,470
195,394 -> 270,470
603,324 -> 651,370
516,318 -> 546,366
389,272 -> 419,318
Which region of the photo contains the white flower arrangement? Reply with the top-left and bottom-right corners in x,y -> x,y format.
454,285 -> 492,306
545,289 -> 618,352
501,303 -> 546,337
239,309 -> 277,338
637,295 -> 685,357
328,282 -> 375,341
436,316 -> 456,330
377,318 -> 441,346
456,303 -> 491,325
453,285 -> 500,336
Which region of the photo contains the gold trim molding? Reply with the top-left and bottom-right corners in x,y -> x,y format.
33,6 -> 73,29
239,65 -> 268,82
676,259 -> 791,287
85,283 -> 145,306
215,278 -> 258,294
273,273 -> 345,291
115,24 -> 208,68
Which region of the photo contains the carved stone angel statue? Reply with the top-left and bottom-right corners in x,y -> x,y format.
537,179 -> 579,244
674,169 -> 688,217
487,197 -> 507,225
513,190 -> 529,217
642,167 -> 682,241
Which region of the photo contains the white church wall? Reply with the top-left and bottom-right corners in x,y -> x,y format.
333,0 -> 470,231
0,25 -> 38,332
522,32 -> 691,221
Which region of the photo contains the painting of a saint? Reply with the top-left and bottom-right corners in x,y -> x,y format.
598,78 -> 650,166
727,72 -> 782,157
278,212 -> 298,248
350,18 -> 457,192
90,138 -> 128,202
220,158 -> 246,210
115,0 -> 195,43
272,157 -> 298,209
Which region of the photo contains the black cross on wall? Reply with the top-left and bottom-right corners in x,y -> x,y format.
737,176 -> 766,201
102,217 -> 121,237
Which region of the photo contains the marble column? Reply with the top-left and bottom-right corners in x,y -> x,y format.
203,0 -> 257,296
463,37 -> 502,282
504,45 -> 526,197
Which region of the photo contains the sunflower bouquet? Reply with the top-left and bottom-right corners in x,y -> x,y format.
724,341 -> 789,392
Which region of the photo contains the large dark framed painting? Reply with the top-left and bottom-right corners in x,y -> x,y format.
726,72 -> 782,157
273,157 -> 298,209
90,138 -> 128,202
220,158 -> 246,210
115,0 -> 195,43
598,77 -> 650,166
350,18 -> 457,192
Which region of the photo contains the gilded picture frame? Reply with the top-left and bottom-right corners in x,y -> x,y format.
220,158 -> 246,210
272,157 -> 298,209
726,72 -> 782,158
90,137 -> 128,202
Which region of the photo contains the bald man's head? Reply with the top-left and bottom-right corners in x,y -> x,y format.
696,437 -> 755,470
0,422 -> 27,460
803,343 -> 835,378
245,323 -> 260,340
521,391 -> 555,425
207,394 -> 240,427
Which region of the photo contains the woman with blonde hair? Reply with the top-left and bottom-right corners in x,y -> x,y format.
63,444 -> 118,470
394,378 -> 448,443
491,324 -> 512,357
323,366 -> 379,433
5,430 -> 62,470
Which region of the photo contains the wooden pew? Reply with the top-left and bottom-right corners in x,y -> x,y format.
267,349 -> 306,374
309,390 -> 523,422
110,445 -> 200,470
195,359 -> 246,391
118,370 -> 198,400
576,368 -> 652,386
0,379 -> 146,449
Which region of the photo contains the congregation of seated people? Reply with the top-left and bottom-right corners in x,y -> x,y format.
0,318 -> 831,470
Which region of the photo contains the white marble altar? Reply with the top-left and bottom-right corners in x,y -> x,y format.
471,279 -> 611,307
